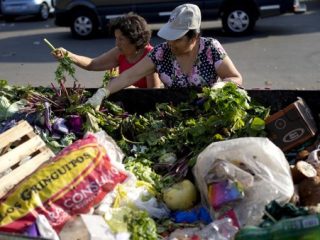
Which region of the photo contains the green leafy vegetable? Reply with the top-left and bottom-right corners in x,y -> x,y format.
43,38 -> 76,84
102,68 -> 118,87
0,96 -> 27,121
54,52 -> 76,83
124,209 -> 158,240
118,83 -> 269,181
125,157 -> 164,192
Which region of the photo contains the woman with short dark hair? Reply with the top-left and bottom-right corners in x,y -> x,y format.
110,13 -> 151,51
52,13 -> 161,89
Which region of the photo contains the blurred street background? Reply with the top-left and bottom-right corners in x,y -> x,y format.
0,0 -> 319,89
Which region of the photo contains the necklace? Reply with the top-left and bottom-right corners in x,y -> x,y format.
127,49 -> 144,63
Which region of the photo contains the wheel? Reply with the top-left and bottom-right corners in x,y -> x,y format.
38,3 -> 50,20
71,9 -> 98,39
222,6 -> 257,36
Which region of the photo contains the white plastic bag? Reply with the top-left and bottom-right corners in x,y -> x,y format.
36,215 -> 60,240
96,173 -> 169,219
193,137 -> 294,227
94,130 -> 125,164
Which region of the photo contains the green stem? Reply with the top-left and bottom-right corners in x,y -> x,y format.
43,38 -> 56,51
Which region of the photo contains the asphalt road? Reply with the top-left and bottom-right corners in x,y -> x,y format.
0,1 -> 319,89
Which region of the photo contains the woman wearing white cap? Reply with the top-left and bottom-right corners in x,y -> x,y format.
87,3 -> 243,108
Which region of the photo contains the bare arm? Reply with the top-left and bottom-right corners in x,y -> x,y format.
107,55 -> 156,94
53,47 -> 119,71
216,56 -> 243,86
146,72 -> 162,88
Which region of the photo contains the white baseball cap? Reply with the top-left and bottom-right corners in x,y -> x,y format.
158,4 -> 201,41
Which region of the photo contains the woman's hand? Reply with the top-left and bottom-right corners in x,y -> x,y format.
51,47 -> 68,60
86,88 -> 110,109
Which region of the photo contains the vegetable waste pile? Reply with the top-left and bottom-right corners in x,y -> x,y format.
0,54 -> 320,240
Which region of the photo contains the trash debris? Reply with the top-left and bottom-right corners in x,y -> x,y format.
266,97 -> 318,152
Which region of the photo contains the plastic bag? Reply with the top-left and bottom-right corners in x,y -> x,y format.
0,131 -> 128,233
94,131 -> 125,164
168,217 -> 237,240
96,172 -> 169,219
306,146 -> 320,168
193,137 -> 294,227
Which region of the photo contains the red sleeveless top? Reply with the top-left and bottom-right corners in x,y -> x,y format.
118,44 -> 153,88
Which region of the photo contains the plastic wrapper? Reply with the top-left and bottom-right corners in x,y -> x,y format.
306,147 -> 320,168
36,215 -> 59,240
0,131 -> 128,233
96,172 -> 169,219
168,217 -> 237,240
193,137 -> 294,227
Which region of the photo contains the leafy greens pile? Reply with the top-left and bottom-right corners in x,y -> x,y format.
116,84 -> 269,188
0,80 -> 269,189
0,78 -> 270,238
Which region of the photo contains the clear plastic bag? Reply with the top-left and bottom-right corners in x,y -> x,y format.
306,146 -> 320,168
193,137 -> 294,227
168,218 -> 237,240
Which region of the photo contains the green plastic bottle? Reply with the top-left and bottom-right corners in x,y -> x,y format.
235,226 -> 271,240
235,214 -> 320,240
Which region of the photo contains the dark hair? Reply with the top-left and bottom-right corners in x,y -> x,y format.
110,13 -> 151,50
185,29 -> 201,40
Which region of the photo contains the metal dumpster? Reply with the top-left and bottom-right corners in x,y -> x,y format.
110,88 -> 320,121
0,88 -> 319,239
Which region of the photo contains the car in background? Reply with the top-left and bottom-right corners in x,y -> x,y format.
1,0 -> 55,21
54,0 -> 306,39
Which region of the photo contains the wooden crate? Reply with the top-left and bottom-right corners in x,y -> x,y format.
0,120 -> 55,199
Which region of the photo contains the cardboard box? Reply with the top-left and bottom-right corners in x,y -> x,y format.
265,97 -> 318,152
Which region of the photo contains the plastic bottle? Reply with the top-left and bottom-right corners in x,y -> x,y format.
235,214 -> 320,240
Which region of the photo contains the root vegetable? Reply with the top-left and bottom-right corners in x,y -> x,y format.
290,161 -> 317,184
298,176 -> 320,206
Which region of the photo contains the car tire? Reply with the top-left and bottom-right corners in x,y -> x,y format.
71,9 -> 98,39
38,3 -> 50,20
222,5 -> 257,36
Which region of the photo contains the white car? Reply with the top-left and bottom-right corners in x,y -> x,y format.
1,0 -> 55,21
